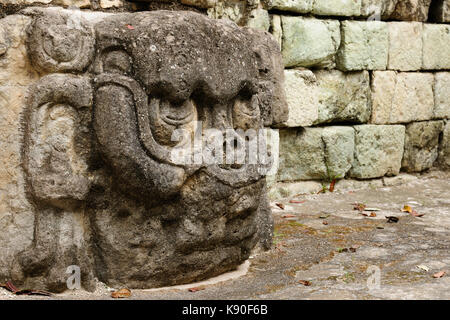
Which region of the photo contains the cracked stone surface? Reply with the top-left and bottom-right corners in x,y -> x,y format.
2,171 -> 449,300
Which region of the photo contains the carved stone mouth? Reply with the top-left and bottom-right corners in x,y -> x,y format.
161,112 -> 195,126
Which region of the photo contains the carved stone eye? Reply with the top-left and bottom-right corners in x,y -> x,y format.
103,50 -> 132,74
232,95 -> 260,130
159,99 -> 196,126
149,98 -> 197,147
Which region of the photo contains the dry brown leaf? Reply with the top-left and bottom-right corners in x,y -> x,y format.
433,271 -> 446,278
0,281 -> 52,296
289,200 -> 306,204
369,212 -> 377,217
282,214 -> 296,218
188,286 -> 206,292
298,280 -> 311,286
275,203 -> 285,210
402,205 -> 424,217
111,288 -> 131,298
322,221 -> 328,225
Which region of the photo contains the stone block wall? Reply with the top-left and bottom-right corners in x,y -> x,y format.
265,0 -> 450,198
0,0 -> 449,199
265,0 -> 449,198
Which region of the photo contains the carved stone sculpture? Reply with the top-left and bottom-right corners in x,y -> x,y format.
0,7 -> 287,292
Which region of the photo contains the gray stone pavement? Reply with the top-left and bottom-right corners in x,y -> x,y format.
2,171 -> 449,300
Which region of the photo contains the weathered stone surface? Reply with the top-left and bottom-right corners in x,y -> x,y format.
0,15 -> 38,86
207,0 -> 246,25
278,128 -> 326,181
434,72 -> 450,119
422,24 -> 450,70
335,178 -> 384,191
360,0 -> 398,19
314,70 -> 371,124
0,15 -> 38,288
390,0 -> 432,21
388,22 -> 422,71
278,127 -> 354,181
382,173 -> 418,186
268,181 -> 322,200
0,8 -> 287,292
312,0 -> 361,16
281,16 -> 340,68
283,69 -> 319,127
429,0 -> 450,22
337,21 -> 388,71
0,0 -> 91,7
181,0 -> 216,8
270,14 -> 282,49
246,8 -> 270,32
350,125 -> 405,178
370,71 -> 434,124
99,0 -> 123,8
264,128 -> 280,188
402,121 -> 444,172
263,0 -> 313,13
438,121 -> 450,169
321,126 -> 355,179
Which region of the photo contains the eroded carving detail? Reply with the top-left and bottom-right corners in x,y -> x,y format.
16,8 -> 287,291
26,9 -> 95,73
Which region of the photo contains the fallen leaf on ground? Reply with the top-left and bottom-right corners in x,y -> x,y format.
337,248 -> 349,253
298,280 -> 311,286
433,271 -> 446,278
410,210 -> 424,217
282,214 -> 296,218
386,216 -> 399,223
401,205 -> 413,213
353,203 -> 366,211
322,221 -> 328,225
376,226 -> 384,229
0,281 -> 52,296
126,25 -> 134,30
416,265 -> 430,272
111,288 -> 131,298
329,179 -> 336,192
349,245 -> 360,253
188,286 -> 206,292
369,212 -> 377,217
275,203 -> 285,210
402,205 -> 424,217
289,200 -> 305,204
319,214 -> 330,219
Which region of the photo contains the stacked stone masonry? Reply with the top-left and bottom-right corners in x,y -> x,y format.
249,0 -> 449,195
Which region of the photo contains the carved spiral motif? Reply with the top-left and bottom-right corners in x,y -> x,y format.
26,11 -> 95,73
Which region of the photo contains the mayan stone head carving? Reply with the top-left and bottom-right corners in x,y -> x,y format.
4,7 -> 287,292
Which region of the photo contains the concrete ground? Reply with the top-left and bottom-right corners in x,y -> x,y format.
2,171 -> 449,300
